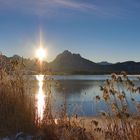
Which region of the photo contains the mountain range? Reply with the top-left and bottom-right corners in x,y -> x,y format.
1,50 -> 140,74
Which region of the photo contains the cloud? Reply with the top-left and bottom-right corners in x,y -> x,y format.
0,0 -> 139,18
53,0 -> 97,11
0,0 -> 98,16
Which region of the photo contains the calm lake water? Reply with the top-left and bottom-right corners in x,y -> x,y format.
35,75 -> 140,118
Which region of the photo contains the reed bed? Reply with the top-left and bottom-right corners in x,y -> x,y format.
0,54 -> 140,140
0,56 -> 36,136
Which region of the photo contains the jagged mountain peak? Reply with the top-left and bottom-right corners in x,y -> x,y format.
62,50 -> 72,55
60,50 -> 81,58
49,50 -> 98,73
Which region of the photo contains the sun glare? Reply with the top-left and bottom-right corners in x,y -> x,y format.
36,47 -> 46,61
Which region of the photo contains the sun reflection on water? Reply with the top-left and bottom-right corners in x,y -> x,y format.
36,75 -> 45,121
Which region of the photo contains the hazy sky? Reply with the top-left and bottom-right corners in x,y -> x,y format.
0,0 -> 140,62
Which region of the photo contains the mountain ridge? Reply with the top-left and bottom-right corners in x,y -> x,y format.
1,50 -> 140,74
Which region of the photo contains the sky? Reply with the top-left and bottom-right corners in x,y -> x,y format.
0,0 -> 140,63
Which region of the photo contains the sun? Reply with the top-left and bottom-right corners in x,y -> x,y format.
36,47 -> 46,61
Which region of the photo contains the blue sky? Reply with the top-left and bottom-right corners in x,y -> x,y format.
0,0 -> 140,62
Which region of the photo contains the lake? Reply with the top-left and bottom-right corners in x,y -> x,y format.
35,75 -> 140,118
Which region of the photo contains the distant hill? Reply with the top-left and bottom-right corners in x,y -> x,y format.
0,54 -> 48,74
98,61 -> 112,66
1,50 -> 140,74
106,61 -> 140,74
